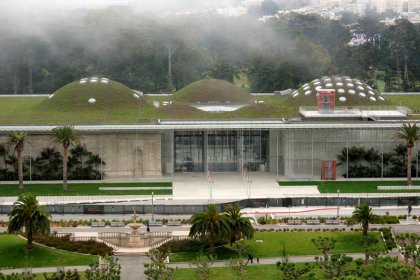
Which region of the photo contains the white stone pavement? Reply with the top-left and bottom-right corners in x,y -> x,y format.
173,173 -> 319,200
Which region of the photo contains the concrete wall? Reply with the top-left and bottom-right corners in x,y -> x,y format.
0,131 -> 162,179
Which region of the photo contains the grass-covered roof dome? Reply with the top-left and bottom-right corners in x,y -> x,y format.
42,77 -> 145,111
290,76 -> 387,106
172,79 -> 252,103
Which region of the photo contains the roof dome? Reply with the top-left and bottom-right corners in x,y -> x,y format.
290,76 -> 387,106
42,77 -> 146,111
172,79 -> 252,103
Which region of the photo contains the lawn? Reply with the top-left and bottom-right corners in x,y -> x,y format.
279,180 -> 420,193
0,182 -> 172,196
174,264 -> 289,280
169,231 -> 385,262
0,234 -> 98,269
173,262 -> 419,280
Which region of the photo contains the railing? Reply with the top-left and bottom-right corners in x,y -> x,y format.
150,237 -> 173,249
99,187 -> 172,191
98,232 -> 130,239
299,105 -> 412,118
0,194 -> 173,204
378,186 -> 420,190
284,193 -> 420,198
53,232 -> 72,238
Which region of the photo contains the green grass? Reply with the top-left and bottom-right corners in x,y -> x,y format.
0,234 -> 98,269
169,231 -> 384,262
279,180 -> 420,193
174,262 -> 419,280
0,182 -> 172,196
172,79 -> 252,103
174,264 -> 288,280
0,79 -> 420,124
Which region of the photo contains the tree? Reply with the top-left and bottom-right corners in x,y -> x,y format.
7,193 -> 50,250
395,233 -> 420,269
189,204 -> 230,254
144,248 -> 174,280
361,235 -> 381,265
50,125 -> 82,191
0,142 -> 8,180
231,241 -> 251,258
311,237 -> 336,255
394,123 -> 420,186
226,257 -> 247,280
85,256 -> 121,280
347,203 -> 377,236
44,268 -> 80,280
277,259 -> 312,280
312,237 -> 352,279
190,254 -> 213,280
0,272 -> 35,279
224,203 -> 254,245
7,132 -> 27,191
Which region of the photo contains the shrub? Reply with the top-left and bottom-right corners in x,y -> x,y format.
372,215 -> 399,224
257,217 -> 267,225
34,235 -> 113,256
379,227 -> 396,251
159,239 -> 208,253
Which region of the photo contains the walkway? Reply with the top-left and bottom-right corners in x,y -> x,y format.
2,252 -> 402,279
172,173 -> 319,200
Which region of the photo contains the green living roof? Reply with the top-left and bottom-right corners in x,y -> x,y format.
172,79 -> 252,103
0,78 -> 418,125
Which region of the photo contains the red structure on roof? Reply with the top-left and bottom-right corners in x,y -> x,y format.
317,89 -> 335,113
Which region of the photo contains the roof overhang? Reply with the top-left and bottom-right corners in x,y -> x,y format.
0,120 -> 414,133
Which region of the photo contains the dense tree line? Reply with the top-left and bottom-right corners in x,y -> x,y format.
0,6 -> 418,94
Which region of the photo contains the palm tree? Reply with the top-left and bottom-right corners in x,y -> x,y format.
347,203 -> 377,236
189,204 -> 230,254
0,142 -> 8,179
35,147 -> 62,180
7,193 -> 50,250
7,132 -> 27,191
224,203 -> 254,245
394,123 -> 420,185
50,125 -> 82,191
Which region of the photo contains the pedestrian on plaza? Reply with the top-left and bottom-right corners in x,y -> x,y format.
247,253 -> 252,263
256,257 -> 259,264
147,222 -> 150,233
250,253 -> 254,264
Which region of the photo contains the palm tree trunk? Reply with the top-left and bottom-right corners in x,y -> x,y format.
407,145 -> 412,186
17,150 -> 23,191
209,234 -> 215,255
363,222 -> 368,236
27,230 -> 33,250
63,147 -> 68,191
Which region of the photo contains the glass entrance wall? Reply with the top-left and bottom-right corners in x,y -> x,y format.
207,130 -> 239,172
241,130 -> 269,172
174,131 -> 204,172
174,130 -> 269,173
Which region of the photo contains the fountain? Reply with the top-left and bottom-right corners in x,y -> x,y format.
127,210 -> 142,245
97,209 -> 173,252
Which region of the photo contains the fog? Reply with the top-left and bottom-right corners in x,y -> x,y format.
0,0 -> 322,94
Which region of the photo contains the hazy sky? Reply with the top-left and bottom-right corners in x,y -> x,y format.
0,0 -> 241,15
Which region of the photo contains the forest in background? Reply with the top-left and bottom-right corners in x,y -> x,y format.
0,3 -> 419,95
